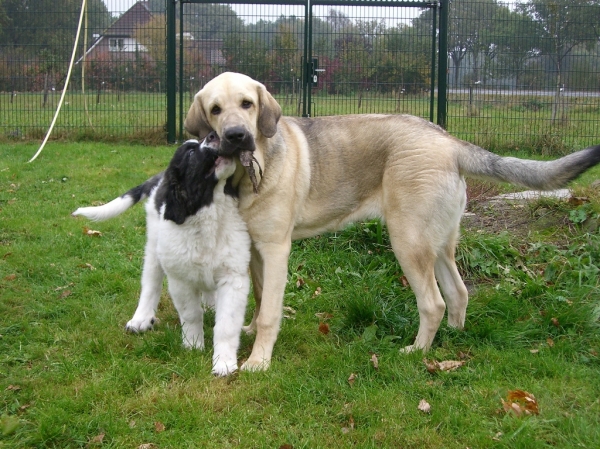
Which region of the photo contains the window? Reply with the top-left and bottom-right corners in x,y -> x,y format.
109,38 -> 124,51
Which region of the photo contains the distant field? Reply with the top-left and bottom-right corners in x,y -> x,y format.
2,90 -> 599,153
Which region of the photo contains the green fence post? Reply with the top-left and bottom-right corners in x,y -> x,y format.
166,0 -> 177,143
437,0 -> 448,129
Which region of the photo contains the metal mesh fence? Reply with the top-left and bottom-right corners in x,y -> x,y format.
445,0 -> 600,153
1,0 -> 599,152
0,0 -> 167,142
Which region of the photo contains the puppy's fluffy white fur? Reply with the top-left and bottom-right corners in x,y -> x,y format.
74,137 -> 250,376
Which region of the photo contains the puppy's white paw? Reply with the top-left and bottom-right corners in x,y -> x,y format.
212,360 -> 238,377
125,316 -> 158,333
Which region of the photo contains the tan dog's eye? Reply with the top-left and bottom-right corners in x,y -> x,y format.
211,105 -> 221,115
241,100 -> 252,109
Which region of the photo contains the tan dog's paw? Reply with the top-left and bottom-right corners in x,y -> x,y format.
240,357 -> 270,372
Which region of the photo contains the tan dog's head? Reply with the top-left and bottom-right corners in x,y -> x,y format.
184,72 -> 282,157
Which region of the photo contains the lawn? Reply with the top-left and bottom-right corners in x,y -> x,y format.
1,142 -> 599,448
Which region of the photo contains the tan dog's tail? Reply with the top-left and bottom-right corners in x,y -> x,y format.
458,143 -> 600,190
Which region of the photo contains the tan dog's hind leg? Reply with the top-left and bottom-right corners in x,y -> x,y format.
241,241 -> 292,371
435,234 -> 469,329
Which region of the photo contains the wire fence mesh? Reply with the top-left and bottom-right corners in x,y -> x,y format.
1,0 -> 599,152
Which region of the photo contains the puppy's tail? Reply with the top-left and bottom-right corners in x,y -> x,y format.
458,143 -> 600,190
72,172 -> 163,221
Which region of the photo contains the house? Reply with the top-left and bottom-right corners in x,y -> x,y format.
79,1 -> 225,67
79,1 -> 153,63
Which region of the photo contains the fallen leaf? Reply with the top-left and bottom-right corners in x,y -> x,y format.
551,317 -> 560,328
312,286 -> 322,298
83,227 -> 102,237
318,322 -> 330,335
341,414 -> 355,434
279,445 -> 294,449
347,373 -> 357,386
399,275 -> 410,287
87,433 -> 105,445
423,359 -> 465,373
501,390 -> 539,416
283,306 -> 296,319
418,399 -> 431,414
59,290 -> 72,299
138,444 -> 156,449
295,277 -> 305,288
2,252 -> 12,259
3,274 -> 16,281
546,338 -> 554,347
6,385 -> 20,391
492,432 -> 503,441
78,263 -> 96,271
315,312 -> 333,320
154,421 -> 165,432
54,283 -> 74,291
529,349 -> 539,354
370,352 -> 379,370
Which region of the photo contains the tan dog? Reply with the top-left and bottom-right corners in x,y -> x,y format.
185,71 -> 600,371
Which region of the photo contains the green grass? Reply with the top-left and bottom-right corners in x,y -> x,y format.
1,143 -> 599,448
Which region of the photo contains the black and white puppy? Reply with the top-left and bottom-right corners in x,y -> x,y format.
73,134 -> 251,376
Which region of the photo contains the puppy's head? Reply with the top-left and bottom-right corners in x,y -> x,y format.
184,72 -> 282,157
161,132 -> 235,224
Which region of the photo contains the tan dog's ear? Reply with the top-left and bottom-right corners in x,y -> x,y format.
257,83 -> 282,138
184,92 -> 212,138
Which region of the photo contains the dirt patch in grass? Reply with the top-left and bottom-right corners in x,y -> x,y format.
462,180 -> 574,238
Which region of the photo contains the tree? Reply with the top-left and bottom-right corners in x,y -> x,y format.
518,0 -> 600,123
494,8 -> 540,88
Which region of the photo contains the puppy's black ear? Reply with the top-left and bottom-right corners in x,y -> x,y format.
184,90 -> 212,138
257,82 -> 281,138
163,182 -> 188,225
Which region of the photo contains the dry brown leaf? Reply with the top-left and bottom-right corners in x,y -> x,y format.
6,385 -> 21,391
138,444 -> 156,449
78,263 -> 96,271
551,317 -> 560,328
423,358 -> 465,373
312,286 -> 322,298
529,349 -> 539,354
278,445 -> 294,449
154,421 -> 165,432
87,433 -> 105,445
347,373 -> 357,386
546,338 -> 554,347
83,227 -> 102,237
295,277 -> 305,288
370,353 -> 379,370
59,290 -> 72,299
418,399 -> 431,414
501,390 -> 539,416
4,274 -> 16,281
283,306 -> 296,319
315,312 -> 333,320
399,275 -> 410,287
318,322 -> 330,335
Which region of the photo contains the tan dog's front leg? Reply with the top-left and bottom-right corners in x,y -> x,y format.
242,245 -> 264,336
241,241 -> 291,372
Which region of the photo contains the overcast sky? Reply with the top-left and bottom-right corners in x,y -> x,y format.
103,0 -> 420,26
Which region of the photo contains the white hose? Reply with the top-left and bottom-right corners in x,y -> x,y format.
28,0 -> 87,163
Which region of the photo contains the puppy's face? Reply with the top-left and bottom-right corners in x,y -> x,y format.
162,132 -> 235,224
